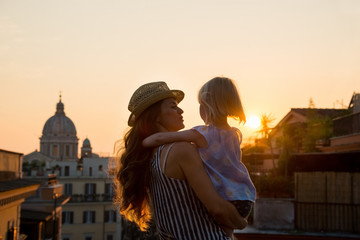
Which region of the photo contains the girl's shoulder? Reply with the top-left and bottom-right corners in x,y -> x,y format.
192,125 -> 216,143
230,127 -> 243,142
231,126 -> 242,134
193,124 -> 241,138
192,125 -> 209,135
194,124 -> 239,134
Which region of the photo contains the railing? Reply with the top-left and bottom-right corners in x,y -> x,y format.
295,172 -> 360,234
68,194 -> 114,203
295,201 -> 360,233
333,112 -> 360,136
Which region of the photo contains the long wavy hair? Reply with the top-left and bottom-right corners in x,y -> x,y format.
114,100 -> 163,230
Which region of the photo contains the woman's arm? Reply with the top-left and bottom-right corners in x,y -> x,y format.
172,142 -> 247,230
143,129 -> 207,148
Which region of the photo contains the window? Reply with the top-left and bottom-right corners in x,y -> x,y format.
52,145 -> 58,157
89,167 -> 92,176
64,166 -> 70,176
104,183 -> 114,201
83,235 -> 93,240
104,210 -> 116,223
106,234 -> 113,240
83,211 -> 96,223
64,183 -> 72,195
62,211 -> 73,224
65,145 -> 70,156
85,183 -> 96,201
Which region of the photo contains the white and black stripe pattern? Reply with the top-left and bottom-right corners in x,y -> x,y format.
149,145 -> 229,240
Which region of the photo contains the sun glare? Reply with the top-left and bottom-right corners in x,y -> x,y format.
246,115 -> 261,129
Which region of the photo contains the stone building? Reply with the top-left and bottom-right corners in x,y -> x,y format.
40,97 -> 78,161
0,149 -> 39,240
23,97 -> 120,240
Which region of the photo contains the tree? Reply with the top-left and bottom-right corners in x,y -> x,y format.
257,113 -> 276,170
303,98 -> 334,152
276,124 -> 300,176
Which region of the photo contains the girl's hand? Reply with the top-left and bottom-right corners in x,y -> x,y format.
190,129 -> 208,148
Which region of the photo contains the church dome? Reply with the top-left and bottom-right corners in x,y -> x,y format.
42,99 -> 77,136
83,138 -> 91,146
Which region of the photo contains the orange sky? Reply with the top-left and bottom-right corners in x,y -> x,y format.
1,0 -> 359,156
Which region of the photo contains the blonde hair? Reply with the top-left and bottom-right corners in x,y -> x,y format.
198,77 -> 246,124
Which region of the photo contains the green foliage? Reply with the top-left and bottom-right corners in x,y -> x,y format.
251,172 -> 294,198
30,160 -> 40,169
241,142 -> 265,154
275,123 -> 305,176
22,161 -> 30,167
303,109 -> 333,153
276,123 -> 305,153
22,161 -> 31,175
257,113 -> 275,140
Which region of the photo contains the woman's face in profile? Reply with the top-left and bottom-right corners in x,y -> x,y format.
157,98 -> 184,132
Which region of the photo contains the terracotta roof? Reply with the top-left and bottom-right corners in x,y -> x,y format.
272,108 -> 350,132
291,108 -> 348,119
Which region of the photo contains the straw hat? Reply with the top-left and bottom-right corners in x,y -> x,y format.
128,82 -> 184,126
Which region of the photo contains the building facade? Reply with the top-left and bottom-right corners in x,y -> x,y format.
244,93 -> 359,174
60,156 -> 119,240
23,98 -> 120,240
0,149 -> 40,240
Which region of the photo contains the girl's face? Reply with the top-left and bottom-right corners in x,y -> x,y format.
157,98 -> 184,132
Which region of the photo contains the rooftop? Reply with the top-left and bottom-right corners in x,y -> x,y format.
0,179 -> 41,192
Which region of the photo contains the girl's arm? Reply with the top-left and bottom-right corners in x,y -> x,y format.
143,129 -> 208,148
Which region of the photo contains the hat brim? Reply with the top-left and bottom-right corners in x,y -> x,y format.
128,89 -> 184,126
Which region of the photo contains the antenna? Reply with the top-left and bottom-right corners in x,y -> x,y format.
333,99 -> 345,108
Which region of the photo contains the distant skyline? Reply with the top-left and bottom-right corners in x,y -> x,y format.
1,0 -> 359,155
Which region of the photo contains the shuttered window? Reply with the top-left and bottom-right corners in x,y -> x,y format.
104,210 -> 116,223
62,211 -> 73,224
83,211 -> 95,223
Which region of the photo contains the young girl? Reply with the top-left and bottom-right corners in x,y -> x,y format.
143,77 -> 256,237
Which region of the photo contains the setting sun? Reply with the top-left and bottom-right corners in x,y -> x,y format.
246,115 -> 261,129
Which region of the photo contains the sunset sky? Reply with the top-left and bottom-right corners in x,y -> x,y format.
1,0 -> 359,156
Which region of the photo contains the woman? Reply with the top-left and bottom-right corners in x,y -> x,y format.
115,81 -> 246,239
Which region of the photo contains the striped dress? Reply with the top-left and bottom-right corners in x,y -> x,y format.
149,145 -> 230,240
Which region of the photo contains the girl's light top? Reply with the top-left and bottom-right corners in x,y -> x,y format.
193,125 -> 256,202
